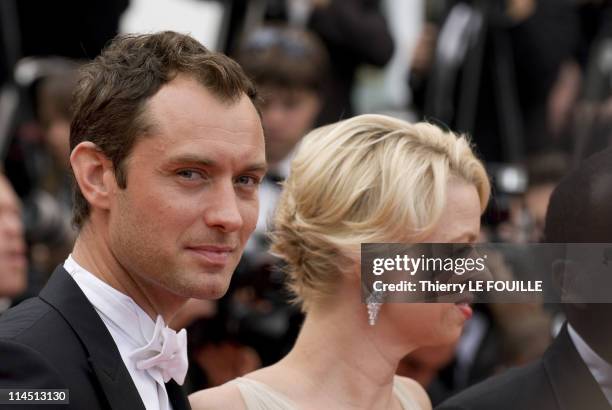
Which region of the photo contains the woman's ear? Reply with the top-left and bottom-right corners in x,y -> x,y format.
70,142 -> 116,213
349,257 -> 371,307
348,251 -> 363,283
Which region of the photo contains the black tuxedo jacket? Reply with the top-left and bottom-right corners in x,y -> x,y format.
0,266 -> 191,410
437,325 -> 610,410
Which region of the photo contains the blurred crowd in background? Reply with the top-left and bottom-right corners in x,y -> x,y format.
1,0 -> 612,405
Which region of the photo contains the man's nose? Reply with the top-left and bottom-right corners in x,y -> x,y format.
203,182 -> 243,233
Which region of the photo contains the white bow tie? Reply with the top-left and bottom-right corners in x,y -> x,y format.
129,316 -> 189,385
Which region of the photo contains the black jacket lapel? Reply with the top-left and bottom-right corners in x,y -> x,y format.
166,380 -> 191,410
544,325 -> 611,410
40,266 -> 146,410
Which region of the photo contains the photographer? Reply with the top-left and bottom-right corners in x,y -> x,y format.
411,0 -> 579,163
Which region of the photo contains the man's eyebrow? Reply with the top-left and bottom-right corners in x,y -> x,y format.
242,162 -> 268,174
165,155 -> 267,173
166,154 -> 214,167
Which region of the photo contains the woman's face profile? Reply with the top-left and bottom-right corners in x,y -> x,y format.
380,178 -> 483,347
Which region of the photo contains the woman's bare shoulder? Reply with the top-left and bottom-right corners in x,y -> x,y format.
395,376 -> 432,410
189,382 -> 247,410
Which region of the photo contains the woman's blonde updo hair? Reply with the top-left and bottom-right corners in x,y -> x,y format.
270,114 -> 490,311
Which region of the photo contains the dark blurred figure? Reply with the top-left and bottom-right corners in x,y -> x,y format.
411,0 -> 579,163
1,58 -> 80,281
0,0 -> 127,241
0,172 -> 27,312
299,0 -> 394,124
572,0 -> 612,164
438,147 -> 612,410
32,64 -> 79,272
14,0 -> 128,60
0,0 -> 126,100
227,0 -> 394,125
37,67 -> 78,177
1,0 -> 125,276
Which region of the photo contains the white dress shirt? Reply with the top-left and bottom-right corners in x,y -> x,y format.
568,324 -> 612,405
64,255 -> 177,410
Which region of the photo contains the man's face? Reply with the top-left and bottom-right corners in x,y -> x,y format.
0,174 -> 27,297
107,75 -> 265,302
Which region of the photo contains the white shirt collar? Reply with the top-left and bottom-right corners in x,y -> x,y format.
568,324 -> 612,405
64,254 -> 156,347
63,254 -> 186,410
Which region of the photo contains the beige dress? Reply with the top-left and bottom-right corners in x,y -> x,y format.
228,376 -> 422,410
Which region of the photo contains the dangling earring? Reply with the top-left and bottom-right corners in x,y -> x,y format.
366,291 -> 383,326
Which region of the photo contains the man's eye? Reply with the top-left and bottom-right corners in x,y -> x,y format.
177,170 -> 204,180
236,175 -> 260,186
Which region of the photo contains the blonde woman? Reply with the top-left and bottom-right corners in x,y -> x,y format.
190,114 -> 490,410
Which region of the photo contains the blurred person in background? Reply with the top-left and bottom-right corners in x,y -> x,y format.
410,0 -> 579,163
0,57 -> 85,294
228,0 -> 394,125
2,0 -> 124,283
438,147 -> 612,410
571,0 -> 612,164
0,172 -> 27,312
190,114 -> 490,410
31,65 -> 81,272
37,67 -> 78,199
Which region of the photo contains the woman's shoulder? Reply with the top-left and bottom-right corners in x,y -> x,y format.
189,373 -> 298,410
189,382 -> 247,410
394,376 -> 432,410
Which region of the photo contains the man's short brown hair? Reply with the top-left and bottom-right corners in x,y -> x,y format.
70,31 -> 259,228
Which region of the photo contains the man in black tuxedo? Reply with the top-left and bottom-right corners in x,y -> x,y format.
0,31 -> 266,409
437,148 -> 612,410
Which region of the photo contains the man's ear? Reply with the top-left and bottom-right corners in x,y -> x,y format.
70,142 -> 117,212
